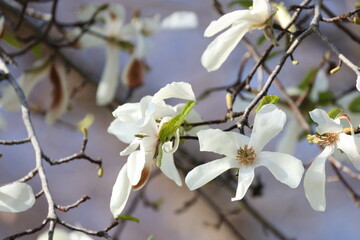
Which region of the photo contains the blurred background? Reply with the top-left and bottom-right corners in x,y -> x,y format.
0,0 -> 360,239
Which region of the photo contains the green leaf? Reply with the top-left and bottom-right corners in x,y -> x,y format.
2,32 -> 21,48
298,68 -> 318,90
348,96 -> 360,113
355,2 -> 360,8
327,108 -> 343,119
159,101 -> 197,142
317,91 -> 334,106
256,34 -> 266,46
147,235 -> 155,240
31,43 -> 42,58
255,95 -> 280,112
227,0 -> 252,8
117,215 -> 140,223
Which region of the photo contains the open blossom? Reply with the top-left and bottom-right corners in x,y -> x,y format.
73,4 -> 134,106
304,109 -> 360,211
201,0 -> 272,71
186,104 -> 304,201
0,182 -> 35,213
0,58 -> 69,124
108,82 -> 204,217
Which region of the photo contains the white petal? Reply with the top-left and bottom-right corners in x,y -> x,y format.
304,146 -> 335,211
0,182 -> 35,213
251,0 -> 272,22
201,21 -> 250,72
152,82 -> 195,102
96,43 -> 120,106
37,228 -> 70,240
185,157 -> 239,190
120,138 -> 141,156
309,109 -> 343,134
357,76 -> 360,92
310,69 -> 329,102
112,102 -> 142,121
0,16 -> 4,37
127,150 -> 145,186
249,104 -> 286,153
45,63 -> 70,124
110,163 -> 132,218
257,151 -> 304,188
161,11 -> 198,29
231,167 -> 254,201
108,118 -> 139,144
159,152 -> 182,186
197,129 -> 249,159
337,133 -> 360,170
204,10 -> 250,37
69,231 -> 94,240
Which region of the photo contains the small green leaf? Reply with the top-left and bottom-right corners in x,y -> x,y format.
227,0 -> 252,8
159,101 -> 197,142
255,95 -> 280,112
317,91 -> 334,106
117,215 -> 140,223
256,34 -> 266,46
298,68 -> 318,90
147,235 -> 155,240
31,43 -> 42,58
327,108 -> 343,119
348,96 -> 360,113
156,142 -> 163,167
2,32 -> 21,48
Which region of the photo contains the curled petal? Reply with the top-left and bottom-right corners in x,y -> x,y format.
159,152 -> 182,186
204,10 -> 250,37
357,76 -> 360,92
132,158 -> 152,190
257,151 -> 304,188
112,102 -> 142,121
121,56 -> 144,89
197,129 -> 249,159
309,109 -> 343,134
304,146 -> 335,211
0,182 -> 35,213
337,133 -> 360,170
120,138 -> 141,156
45,63 -> 69,124
152,82 -> 195,102
185,157 -> 239,190
127,150 -> 146,186
251,0 -> 272,23
96,43 -> 120,106
110,163 -> 132,218
201,21 -> 250,72
231,167 -> 254,201
249,104 -> 286,153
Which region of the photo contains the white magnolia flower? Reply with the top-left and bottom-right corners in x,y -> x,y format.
73,4 -> 134,106
108,82 -> 204,217
201,0 -> 272,71
37,228 -> 94,240
186,104 -> 304,201
0,58 -> 69,124
304,109 -> 360,211
0,182 -> 35,213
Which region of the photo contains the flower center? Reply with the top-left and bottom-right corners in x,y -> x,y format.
307,133 -> 339,146
236,145 -> 256,166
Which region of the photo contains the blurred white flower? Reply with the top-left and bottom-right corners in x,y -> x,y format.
108,82 -> 204,217
185,104 -> 304,201
160,11 -> 198,29
201,0 -> 272,71
357,76 -> 360,92
73,4 -> 134,106
273,2 -> 296,33
0,182 -> 35,213
304,109 -> 360,211
0,58 -> 69,124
